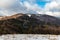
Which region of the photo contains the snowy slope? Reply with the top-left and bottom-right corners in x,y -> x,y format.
0,34 -> 60,40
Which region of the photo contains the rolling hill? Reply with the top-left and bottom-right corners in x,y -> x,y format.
0,13 -> 60,35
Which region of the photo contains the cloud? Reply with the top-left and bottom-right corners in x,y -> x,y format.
23,1 -> 41,12
40,0 -> 60,17
0,0 -> 41,16
45,1 -> 58,9
0,0 -> 17,8
0,0 -> 60,17
0,0 -> 19,16
0,10 -> 10,16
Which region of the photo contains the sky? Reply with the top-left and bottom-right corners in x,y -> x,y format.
0,0 -> 60,17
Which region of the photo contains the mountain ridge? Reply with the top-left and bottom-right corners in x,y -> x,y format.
0,13 -> 60,35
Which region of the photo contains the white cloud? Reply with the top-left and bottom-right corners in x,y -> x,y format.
0,0 -> 41,16
40,0 -> 60,17
0,10 -> 9,16
23,1 -> 41,11
0,10 -> 17,16
0,0 -> 17,8
45,11 -> 60,17
0,0 -> 60,17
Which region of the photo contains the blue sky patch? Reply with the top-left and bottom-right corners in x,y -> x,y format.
36,0 -> 50,8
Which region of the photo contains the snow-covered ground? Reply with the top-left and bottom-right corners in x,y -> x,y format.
0,34 -> 60,40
